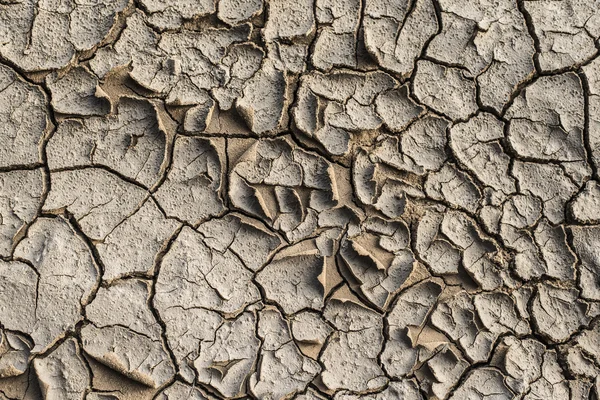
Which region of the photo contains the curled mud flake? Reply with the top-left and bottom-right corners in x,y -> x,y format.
81,324 -> 175,389
156,225 -> 261,316
381,279 -> 444,378
82,279 -> 175,389
512,161 -> 579,225
193,311 -> 260,398
218,0 -> 263,26
236,60 -> 288,135
334,379 -> 423,400
311,0 -> 361,71
96,197 -> 180,281
506,73 -> 590,184
0,330 -> 31,379
583,58 -> 600,174
293,70 -> 396,156
229,137 -> 338,241
256,240 -> 327,314
569,180 -> 600,224
46,66 -> 111,117
431,292 -> 498,363
33,338 -> 90,400
338,217 -> 415,311
450,113 -> 516,195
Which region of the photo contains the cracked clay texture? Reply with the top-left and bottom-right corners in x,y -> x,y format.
2,0 -> 600,399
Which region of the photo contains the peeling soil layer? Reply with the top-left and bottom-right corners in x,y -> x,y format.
1,0 -> 600,398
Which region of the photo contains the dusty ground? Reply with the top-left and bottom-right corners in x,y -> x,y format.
0,0 -> 600,398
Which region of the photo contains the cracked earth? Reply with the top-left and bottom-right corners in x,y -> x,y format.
1,0 -> 600,398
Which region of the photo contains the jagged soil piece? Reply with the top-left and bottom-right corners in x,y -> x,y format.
82,279 -> 175,388
156,226 -> 260,315
493,336 -> 569,397
339,217 -> 415,310
416,346 -> 469,399
571,225 -> 600,300
12,217 -> 98,353
218,0 -> 263,26
524,0 -> 600,71
33,338 -> 90,400
506,73 -> 589,183
89,12 -> 251,106
81,324 -> 175,389
413,60 -> 478,121
583,58 -> 600,173
512,161 -> 579,224
382,279 -> 444,378
363,0 -> 437,77
447,368 -> 514,400
375,85 -> 424,133
263,0 -> 315,42
153,136 -> 225,224
249,307 -> 321,399
290,311 -> 333,349
370,115 -> 449,176
197,213 -> 282,271
212,43 -> 264,111
85,279 -> 162,340
47,97 -> 168,188
415,210 -> 461,275
140,0 -> 214,28
0,260 -> 37,353
0,169 -> 44,257
312,0 -> 361,70
0,332 -> 32,378
431,292 -> 498,363
473,292 -> 530,336
229,137 -> 337,241
334,380 -> 423,400
570,180 -> 600,224
0,64 -> 49,168
424,164 -> 482,213
320,299 -> 388,392
155,381 -> 213,399
293,71 -> 396,156
450,113 -> 516,195
46,67 -> 111,116
236,60 -> 288,135
96,198 -> 180,281
43,168 -> 148,240
428,0 -> 535,111
193,311 -> 260,398
256,240 -> 326,314
0,330 -> 32,378
0,0 -> 128,71
531,283 -> 590,343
